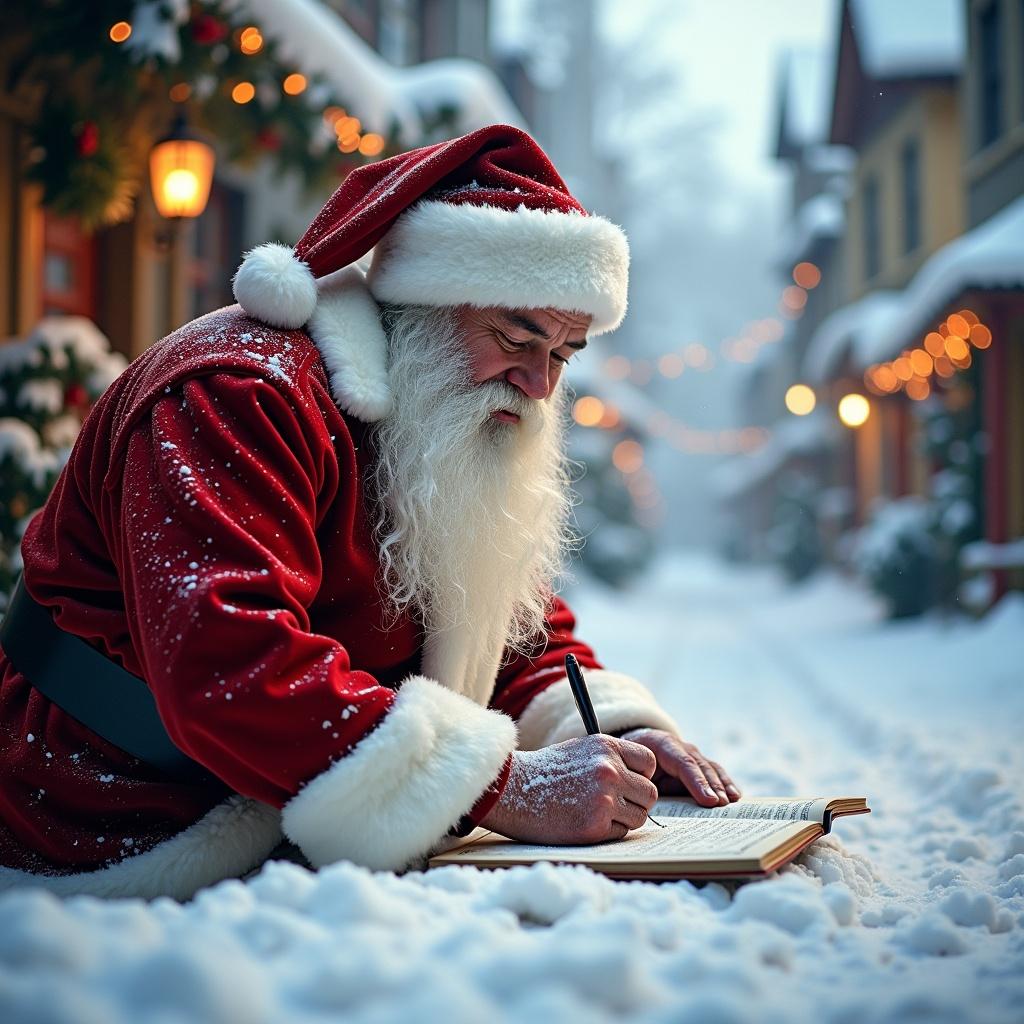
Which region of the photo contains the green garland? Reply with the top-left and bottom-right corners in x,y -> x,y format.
3,0 -> 410,229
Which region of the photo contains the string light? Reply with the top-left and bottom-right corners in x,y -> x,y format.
231,82 -> 255,104
240,27 -> 263,54
785,384 -> 816,416
283,73 -> 307,95
109,22 -> 132,43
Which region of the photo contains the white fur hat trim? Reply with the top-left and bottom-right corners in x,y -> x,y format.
232,242 -> 318,329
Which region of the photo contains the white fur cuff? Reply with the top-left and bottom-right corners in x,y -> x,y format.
515,669 -> 679,750
282,676 -> 517,871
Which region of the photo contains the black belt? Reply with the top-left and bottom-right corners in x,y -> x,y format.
0,574 -> 216,784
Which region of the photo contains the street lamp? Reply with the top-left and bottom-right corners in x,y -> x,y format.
149,113 -> 215,220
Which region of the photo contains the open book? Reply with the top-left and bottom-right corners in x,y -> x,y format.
429,795 -> 870,880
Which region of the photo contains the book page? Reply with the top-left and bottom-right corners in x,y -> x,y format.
652,796 -> 831,824
439,817 -> 808,864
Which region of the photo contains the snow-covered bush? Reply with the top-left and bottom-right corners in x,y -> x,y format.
854,498 -> 939,618
0,318 -> 126,607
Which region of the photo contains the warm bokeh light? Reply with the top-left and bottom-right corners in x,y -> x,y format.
782,285 -> 808,310
169,82 -> 192,103
322,106 -> 346,126
658,353 -> 685,378
231,82 -> 256,104
598,404 -> 621,430
951,348 -> 973,369
572,396 -> 605,427
337,136 -> 361,154
933,355 -> 954,378
604,355 -> 630,380
838,393 -> 870,428
945,335 -> 969,360
923,332 -> 945,357
970,323 -> 992,349
873,365 -> 899,392
283,73 -> 307,95
909,349 -> 933,377
612,439 -> 644,473
892,356 -> 914,382
358,133 -> 386,157
959,308 -> 979,326
785,383 -> 816,416
334,116 -> 362,137
946,313 -> 970,338
683,343 -> 709,367
240,27 -> 263,54
905,378 -> 931,401
793,262 -> 821,289
110,22 -> 132,43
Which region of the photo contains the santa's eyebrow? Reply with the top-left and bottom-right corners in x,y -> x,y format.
503,313 -> 588,349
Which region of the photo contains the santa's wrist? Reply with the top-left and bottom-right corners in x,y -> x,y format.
450,753 -> 514,837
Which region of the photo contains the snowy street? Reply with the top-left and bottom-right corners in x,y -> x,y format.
2,555 -> 1022,1024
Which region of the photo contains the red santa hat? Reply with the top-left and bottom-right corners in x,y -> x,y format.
232,124 -> 629,337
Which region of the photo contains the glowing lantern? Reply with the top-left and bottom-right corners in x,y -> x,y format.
838,394 -> 870,428
149,115 -> 215,220
785,384 -> 816,416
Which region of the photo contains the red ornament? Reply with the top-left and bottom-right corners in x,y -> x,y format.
192,14 -> 228,44
256,127 -> 283,152
76,122 -> 99,158
64,382 -> 89,408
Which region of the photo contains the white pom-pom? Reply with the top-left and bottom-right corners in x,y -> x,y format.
232,243 -> 317,329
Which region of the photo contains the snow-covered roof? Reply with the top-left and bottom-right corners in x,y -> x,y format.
713,411 -> 837,499
849,0 -> 965,79
244,0 -> 524,143
857,195 -> 1024,367
803,290 -> 903,383
778,192 -> 845,267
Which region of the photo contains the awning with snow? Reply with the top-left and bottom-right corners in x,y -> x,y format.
244,0 -> 524,143
856,195 -> 1024,368
802,291 -> 903,384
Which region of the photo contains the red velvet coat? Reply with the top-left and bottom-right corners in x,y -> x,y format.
0,268 -> 677,898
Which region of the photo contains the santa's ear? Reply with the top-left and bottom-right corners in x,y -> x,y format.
233,243 -> 317,329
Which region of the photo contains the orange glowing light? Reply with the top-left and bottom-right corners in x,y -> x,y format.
873,365 -> 898,392
946,314 -> 970,337
169,82 -> 192,103
945,335 -> 969,360
358,133 -> 386,157
612,440 -> 644,474
322,106 -> 346,126
909,349 -> 933,377
933,355 -> 954,378
283,74 -> 307,95
110,22 -> 132,43
905,378 -> 930,401
334,116 -> 362,137
951,348 -> 973,369
969,323 -> 992,349
958,309 -> 980,326
892,356 -> 914,382
658,353 -> 685,378
923,331 -> 945,357
604,355 -> 630,380
782,285 -> 808,310
337,136 -> 361,154
231,82 -> 256,104
240,29 -> 263,54
793,262 -> 821,289
838,394 -> 870,428
598,405 -> 621,429
683,343 -> 709,367
938,323 -> 949,337
572,396 -> 605,427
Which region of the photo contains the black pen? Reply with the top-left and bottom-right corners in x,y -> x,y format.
564,653 -> 664,828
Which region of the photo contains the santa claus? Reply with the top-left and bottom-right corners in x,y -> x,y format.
0,125 -> 738,899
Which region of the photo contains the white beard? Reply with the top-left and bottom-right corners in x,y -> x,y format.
371,304 -> 574,695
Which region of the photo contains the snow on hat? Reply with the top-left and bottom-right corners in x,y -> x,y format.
232,124 -> 629,337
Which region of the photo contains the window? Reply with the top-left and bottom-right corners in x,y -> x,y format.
40,215 -> 96,317
901,138 -> 921,254
863,175 -> 881,282
978,1 -> 1003,148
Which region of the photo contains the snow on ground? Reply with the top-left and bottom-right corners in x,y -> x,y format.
1,554 -> 1022,1023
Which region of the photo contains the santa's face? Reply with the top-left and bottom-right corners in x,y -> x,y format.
455,306 -> 591,421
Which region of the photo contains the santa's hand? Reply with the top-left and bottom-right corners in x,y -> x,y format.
618,728 -> 741,807
478,735 -> 659,844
